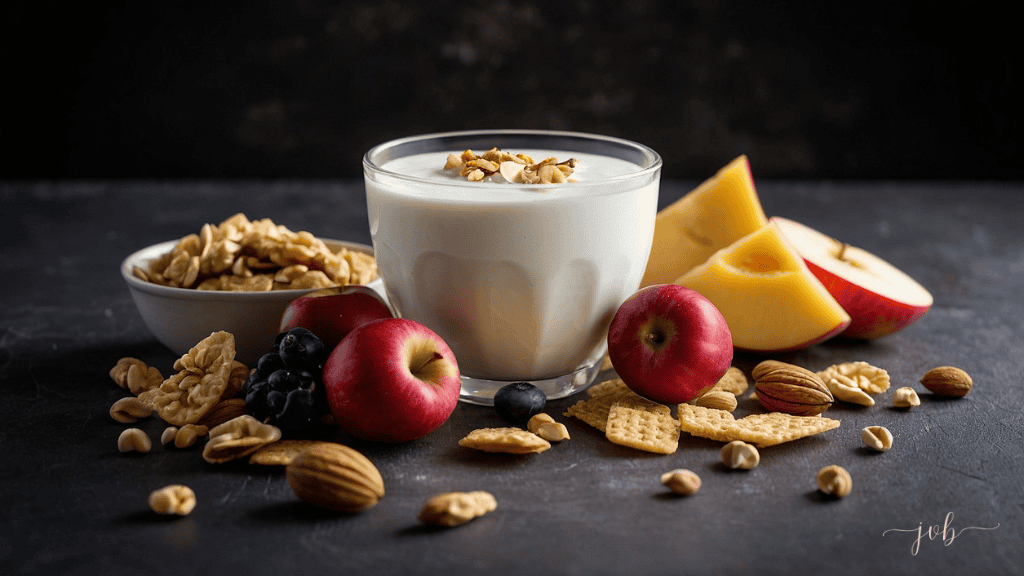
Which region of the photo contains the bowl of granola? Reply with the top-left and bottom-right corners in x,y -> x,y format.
120,213 -> 384,364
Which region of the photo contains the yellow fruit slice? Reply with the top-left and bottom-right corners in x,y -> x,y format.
641,155 -> 768,287
675,224 -> 851,353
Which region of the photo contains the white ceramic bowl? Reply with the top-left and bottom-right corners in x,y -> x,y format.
121,238 -> 385,365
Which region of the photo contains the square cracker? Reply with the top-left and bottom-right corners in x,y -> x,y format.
677,404 -> 840,447
710,367 -> 749,396
605,399 -> 679,454
459,427 -> 551,454
564,379 -> 643,432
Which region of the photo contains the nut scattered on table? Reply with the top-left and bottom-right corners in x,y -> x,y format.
861,426 -> 893,451
694,389 -> 738,412
817,361 -> 891,394
149,485 -> 197,516
202,415 -> 282,463
661,469 -> 701,495
816,465 -> 852,498
920,366 -> 973,397
418,491 -> 497,527
109,357 -> 163,395
286,443 -> 385,513
720,440 -> 760,470
753,362 -> 834,416
892,387 -> 921,408
824,374 -> 875,406
109,396 -> 154,423
118,428 -> 152,454
164,424 -> 208,449
527,413 -> 570,442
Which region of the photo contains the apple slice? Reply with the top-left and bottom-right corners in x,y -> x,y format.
771,217 -> 933,339
641,155 -> 768,287
675,223 -> 851,353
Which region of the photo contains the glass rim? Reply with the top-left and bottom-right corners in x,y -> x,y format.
362,129 -> 662,188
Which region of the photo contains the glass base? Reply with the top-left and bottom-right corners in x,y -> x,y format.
458,355 -> 605,406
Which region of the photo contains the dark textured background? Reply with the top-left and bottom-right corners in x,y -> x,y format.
2,0 -> 1020,180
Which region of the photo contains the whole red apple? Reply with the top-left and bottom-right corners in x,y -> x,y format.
607,284 -> 733,404
279,285 -> 394,350
323,318 -> 461,443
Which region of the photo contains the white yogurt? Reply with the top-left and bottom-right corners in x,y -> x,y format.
364,136 -> 660,395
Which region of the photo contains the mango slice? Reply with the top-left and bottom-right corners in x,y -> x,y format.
641,155 -> 768,287
675,224 -> 851,353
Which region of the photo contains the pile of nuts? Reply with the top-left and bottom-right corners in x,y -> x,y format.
131,213 -> 377,291
444,148 -> 579,184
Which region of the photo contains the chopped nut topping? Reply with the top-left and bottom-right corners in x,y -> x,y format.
443,147 -> 579,184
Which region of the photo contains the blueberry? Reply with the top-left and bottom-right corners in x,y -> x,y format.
273,388 -> 318,431
494,382 -> 546,424
267,369 -> 300,392
277,327 -> 326,369
256,352 -> 286,378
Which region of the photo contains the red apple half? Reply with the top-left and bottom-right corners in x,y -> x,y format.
280,285 -> 394,350
607,284 -> 733,405
323,318 -> 461,443
772,216 -> 933,339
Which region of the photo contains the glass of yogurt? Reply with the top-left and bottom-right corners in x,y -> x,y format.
363,130 -> 661,405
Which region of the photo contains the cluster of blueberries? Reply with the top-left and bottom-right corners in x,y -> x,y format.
242,328 -> 331,436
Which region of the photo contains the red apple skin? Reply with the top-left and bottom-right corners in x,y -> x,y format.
803,261 -> 930,339
323,318 -> 461,443
280,285 -> 394,350
608,284 -> 734,405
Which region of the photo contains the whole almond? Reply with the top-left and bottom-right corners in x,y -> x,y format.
754,367 -> 834,416
694,390 -> 739,412
286,443 -> 385,513
920,366 -> 973,397
751,360 -> 796,381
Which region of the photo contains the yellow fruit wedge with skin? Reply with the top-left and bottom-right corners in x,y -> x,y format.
675,223 -> 851,353
641,155 -> 768,287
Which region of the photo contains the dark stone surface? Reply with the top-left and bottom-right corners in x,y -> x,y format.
1,180 -> 1023,575
2,1 -> 1021,180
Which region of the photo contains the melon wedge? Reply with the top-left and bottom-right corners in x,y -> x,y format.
675,223 -> 851,353
641,155 -> 768,287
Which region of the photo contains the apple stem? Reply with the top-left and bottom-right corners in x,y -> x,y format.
836,242 -> 849,262
411,351 -> 444,375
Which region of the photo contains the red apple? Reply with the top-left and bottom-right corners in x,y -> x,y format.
323,318 -> 461,443
607,284 -> 733,405
772,217 -> 933,339
279,285 -> 394,350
